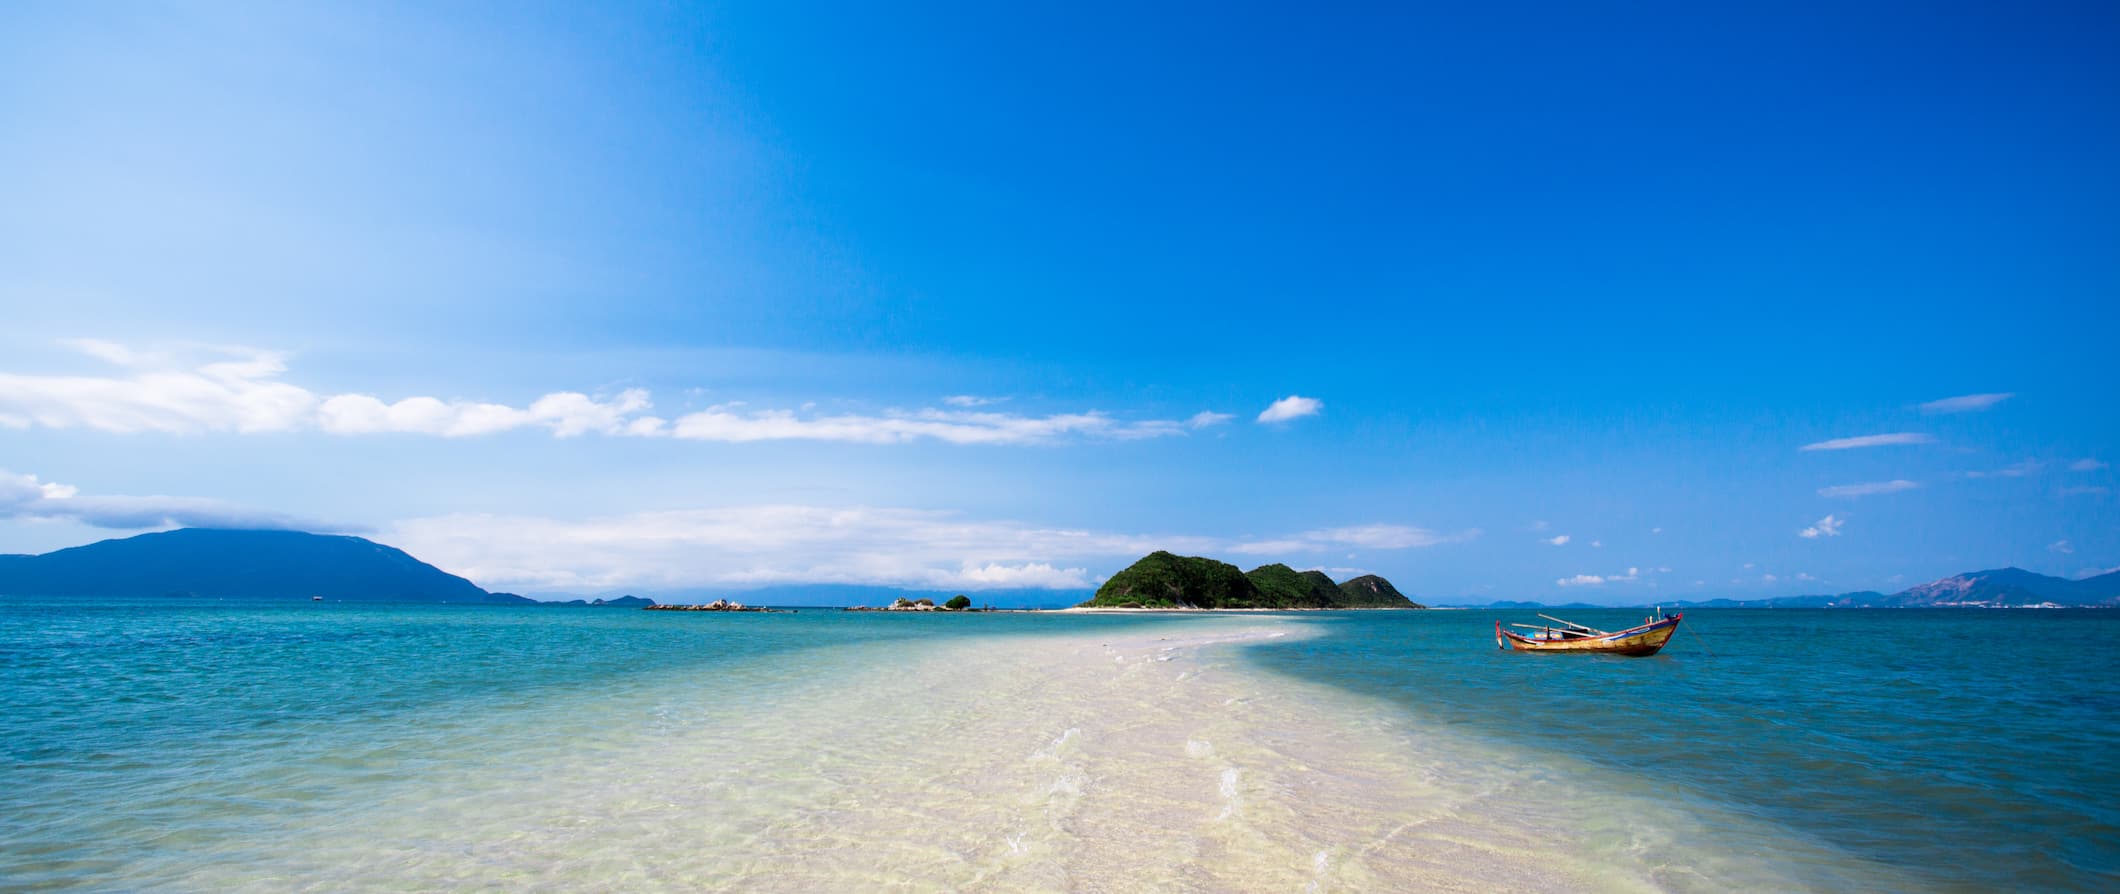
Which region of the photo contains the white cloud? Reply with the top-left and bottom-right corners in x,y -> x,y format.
1762,573 -> 1779,583
1818,479 -> 1919,498
0,343 -> 319,434
0,340 -> 1200,447
2058,486 -> 2110,497
1966,460 -> 2044,479
317,389 -> 652,438
2077,566 -> 2120,580
1651,527 -> 1663,534
1186,411 -> 1235,429
1591,540 -> 1604,548
945,562 -> 1094,589
942,395 -> 1006,407
2050,539 -> 2074,555
2072,458 -> 2109,471
1229,524 -> 1478,555
1919,392 -> 2014,413
386,509 -> 1472,592
1256,395 -> 1322,424
1545,535 -> 1571,546
664,407 -> 1185,445
0,469 -> 351,531
1796,572 -> 1816,581
1799,433 -> 1935,451
1798,514 -> 1845,539
1555,567 -> 1639,587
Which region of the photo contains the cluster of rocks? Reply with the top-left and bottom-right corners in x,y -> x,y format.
845,596 -> 977,612
645,599 -> 781,612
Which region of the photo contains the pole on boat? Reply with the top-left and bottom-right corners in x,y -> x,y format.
1535,613 -> 1608,635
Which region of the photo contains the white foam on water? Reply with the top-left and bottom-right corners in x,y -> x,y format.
148,616 -> 1913,893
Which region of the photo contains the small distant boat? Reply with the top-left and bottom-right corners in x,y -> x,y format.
1495,610 -> 1681,656
310,595 -> 323,602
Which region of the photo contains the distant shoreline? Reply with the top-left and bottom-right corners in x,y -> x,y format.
1045,605 -> 1424,614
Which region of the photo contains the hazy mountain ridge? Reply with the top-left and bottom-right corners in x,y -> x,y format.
1450,567 -> 2120,609
4,529 -> 528,604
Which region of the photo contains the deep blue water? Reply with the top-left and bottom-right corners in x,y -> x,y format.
1245,608 -> 2120,892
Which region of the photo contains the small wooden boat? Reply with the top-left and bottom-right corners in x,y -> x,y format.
1495,611 -> 1681,656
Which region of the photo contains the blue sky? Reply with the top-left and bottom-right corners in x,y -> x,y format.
2,2 -> 2115,604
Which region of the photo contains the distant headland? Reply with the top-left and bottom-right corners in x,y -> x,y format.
0,528 -> 646,606
1075,551 -> 1424,610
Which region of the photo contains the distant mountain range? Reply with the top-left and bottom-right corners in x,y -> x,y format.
0,529 -> 629,605
1449,567 -> 2120,609
3,528 -> 2113,610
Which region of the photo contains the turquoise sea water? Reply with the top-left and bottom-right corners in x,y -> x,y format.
1,601 -> 2114,891
1242,608 -> 2120,892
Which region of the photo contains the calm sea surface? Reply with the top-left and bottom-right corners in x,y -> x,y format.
1,601 -> 2113,891
1242,608 -> 2120,891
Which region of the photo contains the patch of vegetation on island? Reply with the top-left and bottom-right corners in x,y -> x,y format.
1338,574 -> 1425,608
1079,552 -> 1421,609
1241,563 -> 1344,608
1079,551 -> 1260,608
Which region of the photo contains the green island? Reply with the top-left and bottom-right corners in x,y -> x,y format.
1077,551 -> 1425,609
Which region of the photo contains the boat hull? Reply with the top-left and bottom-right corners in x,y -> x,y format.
1495,614 -> 1681,656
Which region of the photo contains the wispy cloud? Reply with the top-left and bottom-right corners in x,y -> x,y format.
1545,535 -> 1570,546
1798,514 -> 1845,538
1967,460 -> 2043,479
1919,392 -> 2014,413
2058,486 -> 2110,497
1186,411 -> 1235,429
0,340 -> 1201,447
2050,539 -> 2074,555
1556,566 -> 1640,587
1228,524 -> 1478,555
942,395 -> 1006,407
2071,458 -> 2108,472
662,406 -> 1187,444
1800,433 -> 1935,451
1818,479 -> 1919,498
2077,566 -> 2120,580
1,469 -> 353,532
1256,395 -> 1322,424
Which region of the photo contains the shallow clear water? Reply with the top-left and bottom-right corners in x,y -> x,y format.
1,601 -> 2112,891
1245,608 -> 2120,892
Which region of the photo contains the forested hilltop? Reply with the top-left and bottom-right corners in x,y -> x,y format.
1079,551 -> 1423,609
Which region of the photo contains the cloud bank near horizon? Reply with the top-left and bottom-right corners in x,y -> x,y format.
385,509 -> 1477,593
